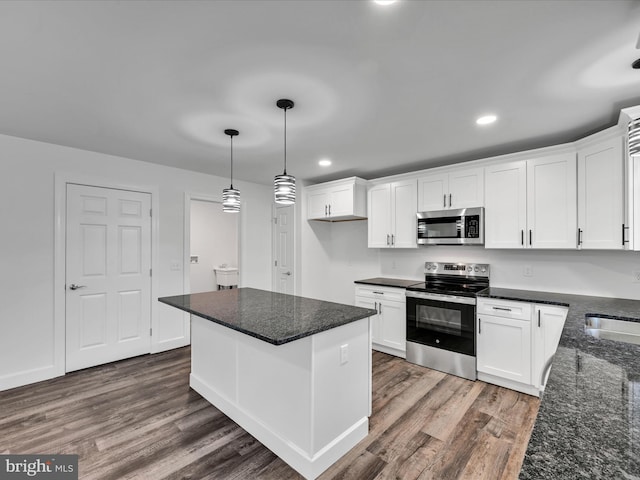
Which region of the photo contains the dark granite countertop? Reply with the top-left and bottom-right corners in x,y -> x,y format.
477,288 -> 640,479
158,288 -> 377,346
354,277 -> 421,289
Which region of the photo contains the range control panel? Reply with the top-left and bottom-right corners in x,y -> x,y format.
424,262 -> 490,277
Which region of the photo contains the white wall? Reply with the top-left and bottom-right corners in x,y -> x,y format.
190,200 -> 238,293
299,184 -> 640,304
0,133 -> 272,391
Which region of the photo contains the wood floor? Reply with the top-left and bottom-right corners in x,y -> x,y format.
0,347 -> 539,479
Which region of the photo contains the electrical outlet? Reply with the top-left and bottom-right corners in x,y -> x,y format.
523,265 -> 534,277
340,344 -> 349,365
633,270 -> 640,283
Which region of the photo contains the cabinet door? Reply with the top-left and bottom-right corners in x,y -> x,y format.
578,137 -> 624,249
484,161 -> 527,248
307,189 -> 329,219
378,300 -> 406,353
391,179 -> 417,248
477,314 -> 531,384
328,184 -> 354,217
448,167 -> 484,208
355,297 -> 380,344
417,172 -> 448,211
532,305 -> 567,389
368,184 -> 392,248
527,153 -> 577,249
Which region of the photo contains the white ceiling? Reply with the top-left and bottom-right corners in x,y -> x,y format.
1,0 -> 639,186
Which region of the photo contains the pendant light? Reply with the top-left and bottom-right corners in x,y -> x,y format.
274,99 -> 296,205
222,129 -> 240,213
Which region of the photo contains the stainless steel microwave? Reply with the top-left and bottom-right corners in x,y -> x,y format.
417,207 -> 484,245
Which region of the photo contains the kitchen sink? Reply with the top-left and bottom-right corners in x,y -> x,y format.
585,316 -> 640,346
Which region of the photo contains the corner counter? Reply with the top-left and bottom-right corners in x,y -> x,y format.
477,288 -> 640,479
158,288 -> 376,480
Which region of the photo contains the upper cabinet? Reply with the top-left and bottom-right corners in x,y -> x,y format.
485,152 -> 577,249
417,167 -> 484,211
577,136 -> 626,249
306,177 -> 367,222
368,179 -> 417,248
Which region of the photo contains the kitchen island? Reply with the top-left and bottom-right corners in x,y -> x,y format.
158,288 -> 376,480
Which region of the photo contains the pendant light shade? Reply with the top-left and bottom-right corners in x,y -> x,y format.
274,99 -> 296,205
222,129 -> 240,213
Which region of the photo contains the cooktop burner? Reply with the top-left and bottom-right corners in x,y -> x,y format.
406,262 -> 490,297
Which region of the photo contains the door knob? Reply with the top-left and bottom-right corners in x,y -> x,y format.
69,284 -> 87,290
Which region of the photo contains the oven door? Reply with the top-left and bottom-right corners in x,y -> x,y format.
406,292 -> 476,356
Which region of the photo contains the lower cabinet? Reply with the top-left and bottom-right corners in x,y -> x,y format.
476,297 -> 567,397
355,285 -> 406,358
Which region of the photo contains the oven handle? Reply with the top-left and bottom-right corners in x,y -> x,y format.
405,290 -> 476,305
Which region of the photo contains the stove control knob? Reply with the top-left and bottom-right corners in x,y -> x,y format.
467,266 -> 472,272
474,266 -> 479,272
481,267 -> 487,273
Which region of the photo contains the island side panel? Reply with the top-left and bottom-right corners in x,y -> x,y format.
311,317 -> 370,455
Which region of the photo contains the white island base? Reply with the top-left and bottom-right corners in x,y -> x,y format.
189,315 -> 372,480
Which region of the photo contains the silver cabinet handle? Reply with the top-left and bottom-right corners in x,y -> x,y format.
372,291 -> 384,295
69,284 -> 86,290
478,317 -> 481,334
328,204 -> 331,216
493,306 -> 512,312
386,234 -> 390,246
379,302 -> 382,314
325,205 -> 327,216
449,193 -> 452,207
529,229 -> 532,246
391,234 -> 395,246
443,194 -> 446,208
538,309 -> 541,327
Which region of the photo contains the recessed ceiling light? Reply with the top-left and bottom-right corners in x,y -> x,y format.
476,115 -> 497,126
373,0 -> 397,5
318,159 -> 332,167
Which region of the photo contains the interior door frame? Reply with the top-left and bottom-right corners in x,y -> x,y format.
54,172 -> 160,376
183,191 -> 243,296
271,203 -> 297,295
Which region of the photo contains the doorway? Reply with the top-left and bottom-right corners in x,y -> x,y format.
189,198 -> 239,293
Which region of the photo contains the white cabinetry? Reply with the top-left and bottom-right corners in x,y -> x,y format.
485,152 -> 577,249
355,285 -> 406,357
476,297 -> 568,396
476,298 -> 532,386
417,167 -> 484,211
306,177 -> 367,221
577,136 -> 626,249
532,304 -> 568,391
367,179 -> 417,248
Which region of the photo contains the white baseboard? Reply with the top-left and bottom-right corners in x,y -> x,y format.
0,364 -> 63,392
477,372 -> 540,397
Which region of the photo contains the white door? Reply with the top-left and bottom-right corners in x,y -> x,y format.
377,300 -> 406,354
577,137 -> 624,249
328,184 -> 354,217
391,179 -> 417,248
367,184 -> 391,248
66,184 -> 151,372
527,153 -> 577,249
448,167 -> 484,208
274,204 -> 294,294
484,161 -> 527,249
307,189 -> 329,220
417,172 -> 448,211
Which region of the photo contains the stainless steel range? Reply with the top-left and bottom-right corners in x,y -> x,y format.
405,261 -> 489,380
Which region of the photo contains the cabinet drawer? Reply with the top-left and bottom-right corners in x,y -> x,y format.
477,298 -> 532,321
355,285 -> 406,302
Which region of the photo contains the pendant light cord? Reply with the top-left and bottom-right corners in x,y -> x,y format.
230,134 -> 234,188
283,106 -> 287,175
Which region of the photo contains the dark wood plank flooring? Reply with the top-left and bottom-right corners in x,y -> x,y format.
0,347 -> 539,479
